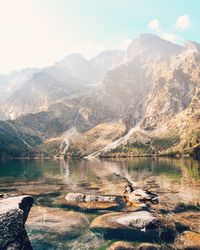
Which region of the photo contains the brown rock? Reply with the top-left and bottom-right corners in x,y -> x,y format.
90,211 -> 162,241
175,231 -> 200,250
108,241 -> 135,250
136,243 -> 161,250
172,211 -> 200,233
26,206 -> 89,239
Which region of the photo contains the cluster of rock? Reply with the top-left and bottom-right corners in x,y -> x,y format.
0,195 -> 33,250
64,185 -> 200,249
64,189 -> 175,243
1,185 -> 200,250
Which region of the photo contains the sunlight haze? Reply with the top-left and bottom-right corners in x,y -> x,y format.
0,0 -> 199,73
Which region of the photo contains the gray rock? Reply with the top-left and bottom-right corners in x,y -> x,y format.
90,211 -> 175,242
64,193 -> 122,212
115,211 -> 158,229
0,195 -> 33,249
65,193 -> 85,202
65,193 -> 118,203
84,195 -> 97,202
96,195 -> 117,202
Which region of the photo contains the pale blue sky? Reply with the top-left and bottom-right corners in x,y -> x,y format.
0,0 -> 199,73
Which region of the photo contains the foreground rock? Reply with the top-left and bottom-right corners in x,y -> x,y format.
64,193 -> 124,212
26,206 -> 89,239
175,231 -> 200,250
0,195 -> 33,249
90,211 -> 174,242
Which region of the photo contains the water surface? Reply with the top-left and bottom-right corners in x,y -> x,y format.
0,158 -> 199,249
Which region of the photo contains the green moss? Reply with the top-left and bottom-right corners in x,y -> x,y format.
65,145 -> 83,158
39,141 -> 61,157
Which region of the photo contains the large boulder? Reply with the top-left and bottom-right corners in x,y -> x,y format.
90,211 -> 175,242
0,195 -> 33,249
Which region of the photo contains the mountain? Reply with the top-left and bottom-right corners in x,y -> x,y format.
75,34 -> 184,130
126,33 -> 183,57
0,50 -> 123,120
0,34 -> 200,159
55,50 -> 124,84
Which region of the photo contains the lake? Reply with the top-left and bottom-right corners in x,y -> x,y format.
0,157 -> 199,249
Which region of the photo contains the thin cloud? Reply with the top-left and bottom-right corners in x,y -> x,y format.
160,33 -> 177,43
148,19 -> 160,31
176,15 -> 190,30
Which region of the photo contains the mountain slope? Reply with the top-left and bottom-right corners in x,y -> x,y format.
0,34 -> 200,159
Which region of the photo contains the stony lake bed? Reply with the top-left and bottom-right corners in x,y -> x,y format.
0,158 -> 200,250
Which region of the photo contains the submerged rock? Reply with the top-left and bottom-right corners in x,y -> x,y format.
65,193 -> 118,203
0,195 -> 33,249
64,193 -> 123,212
108,241 -> 135,250
26,206 -> 89,239
90,211 -> 160,241
171,211 -> 200,233
90,211 -> 176,242
136,243 -> 161,250
175,231 -> 200,250
65,193 -> 85,202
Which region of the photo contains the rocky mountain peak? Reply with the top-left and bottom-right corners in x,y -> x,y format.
124,33 -> 184,62
185,41 -> 200,52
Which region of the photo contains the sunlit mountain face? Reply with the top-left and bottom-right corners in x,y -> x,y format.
0,34 -> 200,159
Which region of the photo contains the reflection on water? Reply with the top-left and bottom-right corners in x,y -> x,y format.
0,157 -> 199,249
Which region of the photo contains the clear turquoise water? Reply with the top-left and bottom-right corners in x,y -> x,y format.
0,158 -> 199,249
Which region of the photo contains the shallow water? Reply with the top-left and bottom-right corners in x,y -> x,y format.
0,157 -> 200,249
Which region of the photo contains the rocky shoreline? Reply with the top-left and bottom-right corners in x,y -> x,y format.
1,182 -> 200,249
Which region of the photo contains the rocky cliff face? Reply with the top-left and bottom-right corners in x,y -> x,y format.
0,34 -> 200,158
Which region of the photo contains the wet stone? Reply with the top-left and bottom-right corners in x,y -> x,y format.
64,193 -> 124,212
108,241 -> 135,250
26,206 -> 89,239
90,211 -> 171,242
175,231 -> 200,250
136,243 -> 161,250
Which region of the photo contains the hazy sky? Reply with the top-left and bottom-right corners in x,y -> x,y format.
0,0 -> 199,74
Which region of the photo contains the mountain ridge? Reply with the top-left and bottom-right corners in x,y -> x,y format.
0,33 -> 200,159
